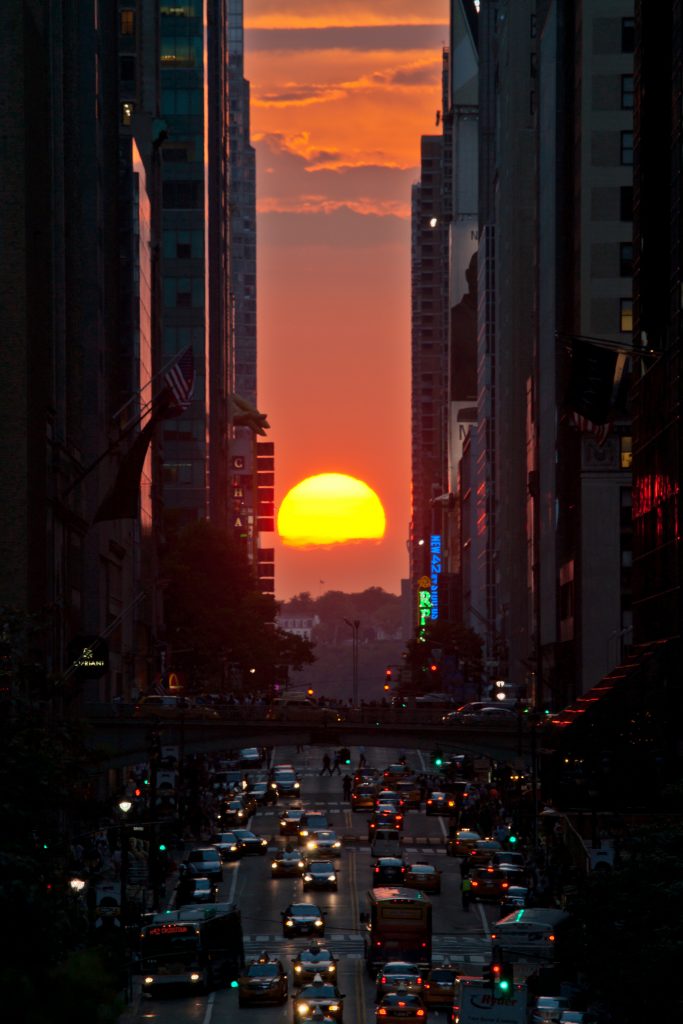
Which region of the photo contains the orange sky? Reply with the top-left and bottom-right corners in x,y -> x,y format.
247,1 -> 449,601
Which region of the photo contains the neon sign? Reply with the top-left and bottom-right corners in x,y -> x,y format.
430,535 -> 441,620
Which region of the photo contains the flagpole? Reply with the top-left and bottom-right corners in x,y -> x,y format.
111,346 -> 192,422
61,406 -> 149,500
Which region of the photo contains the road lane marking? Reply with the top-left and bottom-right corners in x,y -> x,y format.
349,849 -> 365,1023
201,990 -> 215,1024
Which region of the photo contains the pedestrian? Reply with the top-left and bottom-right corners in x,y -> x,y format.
461,874 -> 472,911
332,751 -> 342,775
320,752 -> 332,776
342,774 -> 352,800
358,745 -> 367,768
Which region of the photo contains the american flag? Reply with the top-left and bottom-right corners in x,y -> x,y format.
569,411 -> 610,446
165,346 -> 195,410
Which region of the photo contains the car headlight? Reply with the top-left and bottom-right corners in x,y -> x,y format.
314,919 -> 323,927
329,1004 -> 340,1012
328,964 -> 336,973
294,782 -> 300,789
294,965 -> 302,974
143,976 -> 154,986
190,973 -> 201,982
307,840 -> 316,850
300,830 -> 309,837
328,875 -> 336,882
303,874 -> 313,881
260,839 -> 267,846
286,919 -> 294,927
272,861 -> 279,869
333,841 -> 341,848
230,845 -> 237,852
296,1003 -> 310,1016
298,861 -> 304,868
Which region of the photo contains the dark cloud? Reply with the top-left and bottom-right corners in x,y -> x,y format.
246,24 -> 448,54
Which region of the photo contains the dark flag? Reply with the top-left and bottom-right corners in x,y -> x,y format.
93,419 -> 155,523
566,338 -> 618,445
93,347 -> 195,523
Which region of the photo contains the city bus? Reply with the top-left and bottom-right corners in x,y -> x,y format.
361,887 -> 432,971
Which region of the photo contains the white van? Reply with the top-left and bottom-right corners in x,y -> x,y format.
371,829 -> 403,858
490,908 -> 576,962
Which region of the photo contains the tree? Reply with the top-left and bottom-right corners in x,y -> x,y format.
162,522 -> 315,687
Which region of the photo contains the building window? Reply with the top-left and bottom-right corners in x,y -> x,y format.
620,435 -> 633,470
620,131 -> 634,165
121,102 -> 134,126
620,186 -> 633,221
620,242 -> 633,277
120,10 -> 135,35
620,298 -> 633,333
621,75 -> 634,110
621,18 -> 635,53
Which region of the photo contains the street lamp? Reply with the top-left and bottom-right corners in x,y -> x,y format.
117,799 -> 132,926
343,619 -> 360,707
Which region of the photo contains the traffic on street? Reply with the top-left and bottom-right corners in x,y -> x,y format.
119,742 -> 581,1024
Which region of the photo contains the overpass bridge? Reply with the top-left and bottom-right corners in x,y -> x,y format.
85,705 -> 532,768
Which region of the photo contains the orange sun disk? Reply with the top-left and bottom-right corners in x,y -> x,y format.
277,473 -> 386,548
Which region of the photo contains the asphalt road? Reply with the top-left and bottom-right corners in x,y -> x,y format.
125,743 -> 500,1024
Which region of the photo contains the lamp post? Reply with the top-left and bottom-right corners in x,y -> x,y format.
117,799 -> 132,925
343,619 -> 360,707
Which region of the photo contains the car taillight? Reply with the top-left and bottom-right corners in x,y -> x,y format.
374,867 -> 380,873
380,976 -> 387,984
416,977 -> 422,984
472,881 -> 478,887
502,882 -> 509,889
424,982 -> 431,989
417,1011 -> 425,1017
376,940 -> 382,946
548,934 -> 555,942
401,867 -> 405,873
378,1010 -> 387,1017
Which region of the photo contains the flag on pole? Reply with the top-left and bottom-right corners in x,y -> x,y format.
164,346 -> 195,410
93,419 -> 156,523
566,338 -> 618,446
93,347 -> 195,523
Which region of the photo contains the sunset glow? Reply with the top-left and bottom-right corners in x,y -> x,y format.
278,473 -> 386,547
249,1 -> 449,596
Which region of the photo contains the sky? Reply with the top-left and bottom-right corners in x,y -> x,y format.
246,1 -> 450,601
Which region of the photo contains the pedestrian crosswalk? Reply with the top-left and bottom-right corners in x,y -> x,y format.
244,933 -> 491,960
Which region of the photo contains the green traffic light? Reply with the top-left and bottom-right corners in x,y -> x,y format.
508,835 -> 517,844
498,979 -> 511,993
230,980 -> 239,989
158,843 -> 167,852
434,757 -> 443,767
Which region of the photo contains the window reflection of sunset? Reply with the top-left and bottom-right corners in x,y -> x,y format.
278,473 -> 386,547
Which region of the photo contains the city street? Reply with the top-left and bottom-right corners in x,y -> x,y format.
125,743 -> 500,1023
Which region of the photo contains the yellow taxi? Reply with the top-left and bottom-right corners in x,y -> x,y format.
446,829 -> 482,857
422,965 -> 459,1008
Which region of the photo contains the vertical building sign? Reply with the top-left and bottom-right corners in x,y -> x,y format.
430,535 -> 441,620
417,575 -> 432,636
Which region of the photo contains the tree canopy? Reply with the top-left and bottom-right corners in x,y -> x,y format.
162,521 -> 315,687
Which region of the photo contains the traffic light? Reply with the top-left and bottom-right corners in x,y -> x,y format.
496,962 -> 514,995
491,962 -> 502,990
482,963 -> 494,987
432,750 -> 443,768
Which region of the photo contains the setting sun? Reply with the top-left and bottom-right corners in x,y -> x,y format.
278,473 -> 386,547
